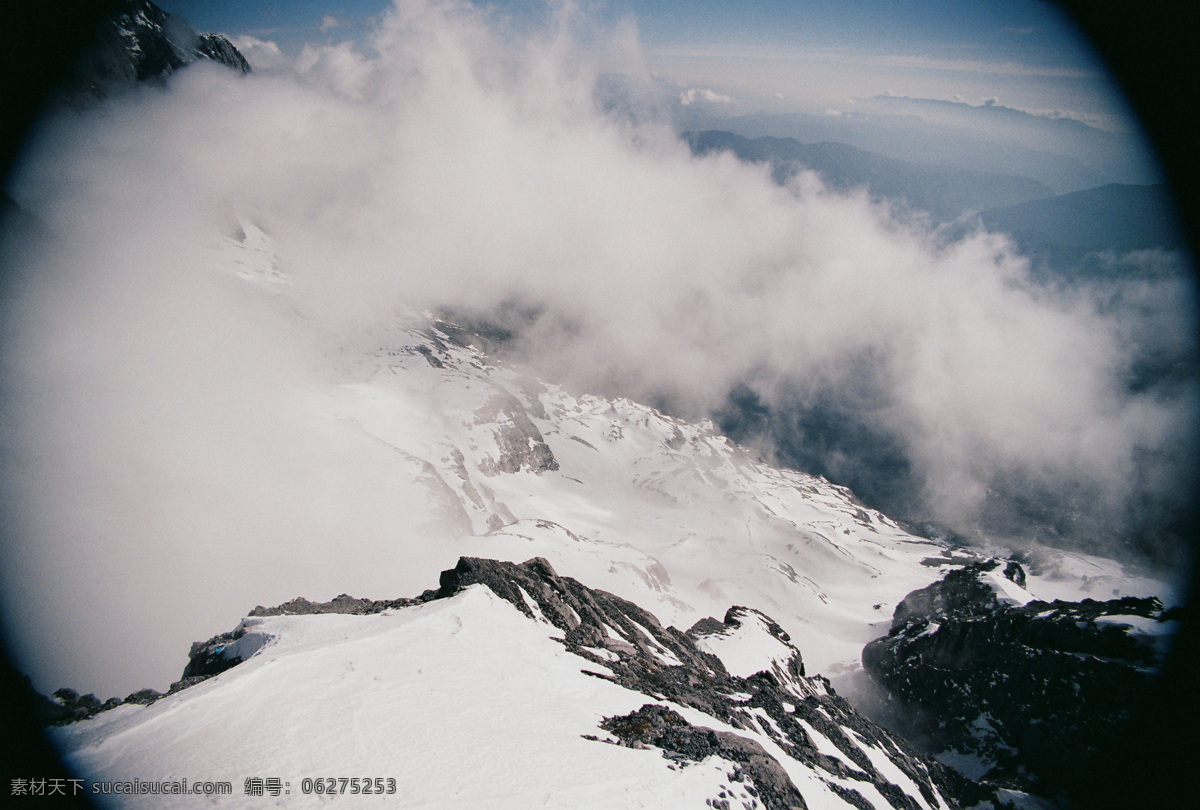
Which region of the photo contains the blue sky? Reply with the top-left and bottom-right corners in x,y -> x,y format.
161,0 -> 1126,127
164,0 -> 1078,53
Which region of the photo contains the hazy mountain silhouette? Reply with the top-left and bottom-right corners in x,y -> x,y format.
980,182 -> 1184,254
685,130 -> 1052,221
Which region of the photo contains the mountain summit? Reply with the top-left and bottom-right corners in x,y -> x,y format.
71,0 -> 249,98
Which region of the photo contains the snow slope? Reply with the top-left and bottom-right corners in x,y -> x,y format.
53,562 -> 967,810
200,215 -> 1175,687
59,586 -> 744,809
39,212 -> 1176,810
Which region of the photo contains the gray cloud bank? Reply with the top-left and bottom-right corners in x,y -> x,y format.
1,0 -> 1196,694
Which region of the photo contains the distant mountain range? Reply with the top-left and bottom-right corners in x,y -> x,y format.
854,94 -> 1153,189
685,130 -> 1188,260
979,182 -> 1185,255
679,95 -> 1160,195
685,129 -> 1052,221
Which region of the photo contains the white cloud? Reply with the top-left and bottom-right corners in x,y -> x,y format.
295,41 -> 380,99
680,87 -> 733,105
231,35 -> 285,71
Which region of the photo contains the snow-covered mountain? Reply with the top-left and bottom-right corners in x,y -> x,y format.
69,0 -> 249,100
52,556 -> 983,809
5,4 -> 1187,806
203,212 -> 1172,682
683,130 -> 1053,222
36,212 -> 1176,808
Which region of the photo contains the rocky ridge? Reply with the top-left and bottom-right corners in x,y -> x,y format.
71,0 -> 249,100
863,559 -> 1176,805
46,556 -> 989,809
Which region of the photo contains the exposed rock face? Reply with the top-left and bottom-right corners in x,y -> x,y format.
179,627 -> 251,681
194,32 -> 250,73
474,391 -> 559,474
438,557 -> 979,809
44,556 -> 987,807
71,0 -> 249,99
887,562 -> 1008,630
38,677 -> 222,724
246,593 -> 424,617
863,560 -> 1172,804
599,704 -> 808,810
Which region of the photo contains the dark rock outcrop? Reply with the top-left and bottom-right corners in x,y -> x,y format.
474,391 -> 559,474
180,627 -> 248,681
600,704 -> 807,810
71,0 -> 249,100
182,593 -> 430,680
438,556 -> 980,808
122,688 -> 163,706
36,688 -> 122,725
863,562 -> 1173,805
247,593 -> 423,617
37,686 -> 154,725
195,32 -> 250,73
887,560 -> 1009,630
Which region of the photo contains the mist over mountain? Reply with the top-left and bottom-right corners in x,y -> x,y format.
1,1 -> 1193,667
675,151 -> 1197,562
0,2 -> 1196,806
681,95 -> 1158,195
684,129 -> 1053,221
980,182 -> 1185,255
856,94 -> 1159,187
671,124 -> 1195,565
